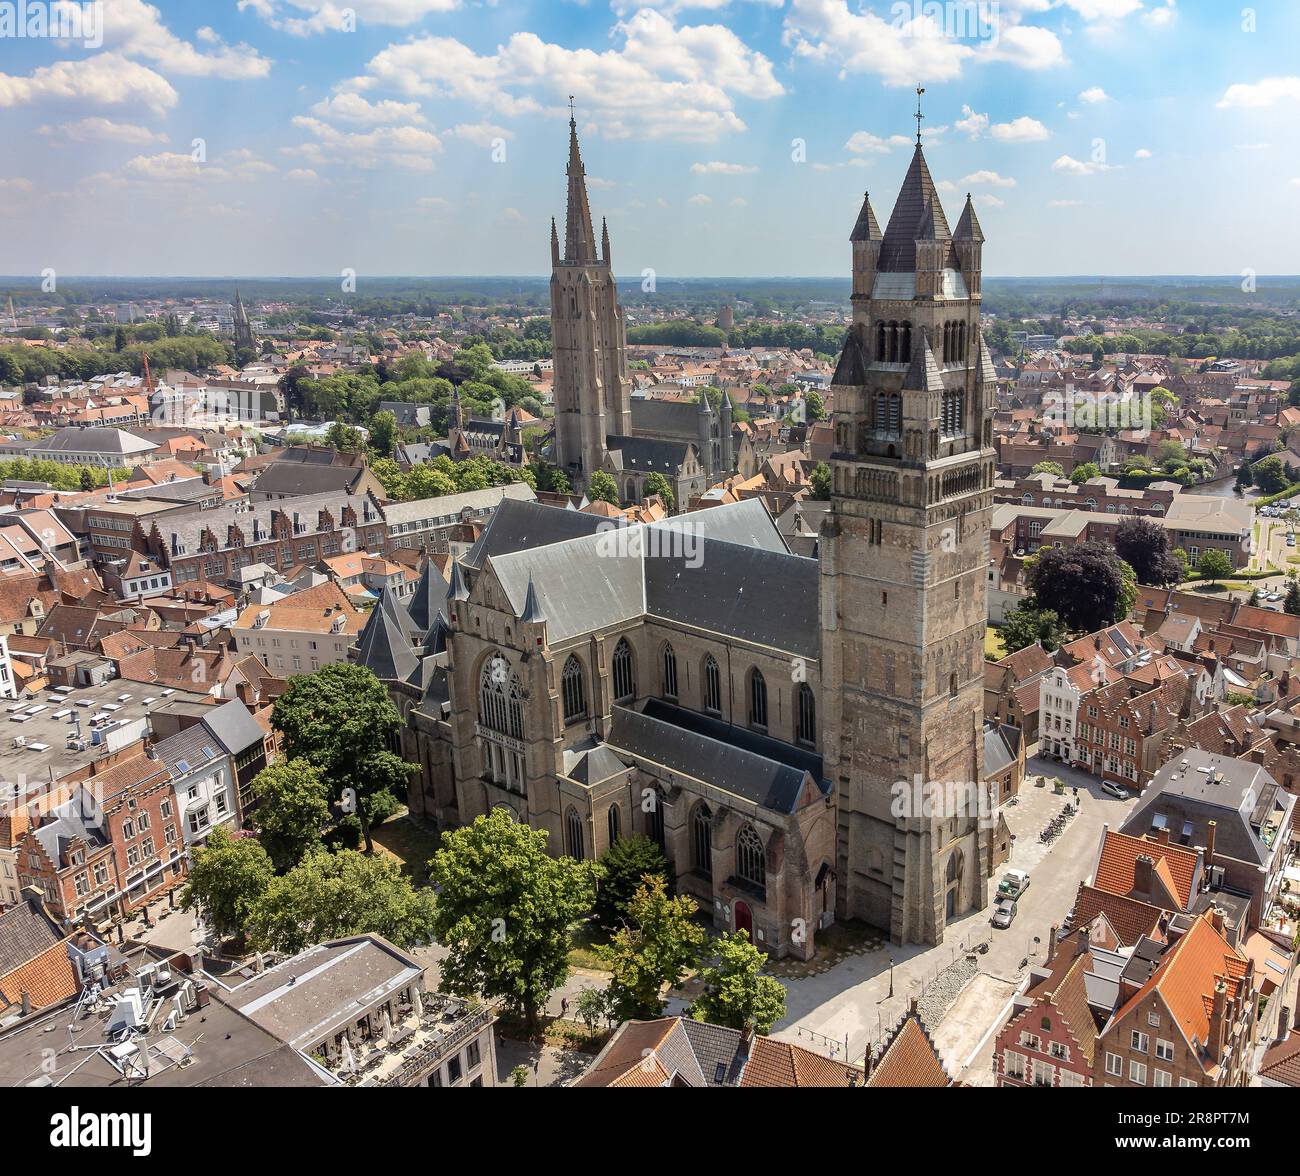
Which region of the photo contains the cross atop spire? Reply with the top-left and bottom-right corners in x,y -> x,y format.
568,94 -> 576,123
915,85 -> 926,146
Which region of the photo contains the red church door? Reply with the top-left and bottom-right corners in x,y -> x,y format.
733,900 -> 753,942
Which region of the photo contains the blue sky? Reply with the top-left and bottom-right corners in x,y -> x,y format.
2,0 -> 1299,278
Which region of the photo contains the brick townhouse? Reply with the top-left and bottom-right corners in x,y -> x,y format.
995,931 -> 1097,1088
1095,911 -> 1256,1089
139,490 -> 389,586
1,751 -> 187,927
1073,674 -> 1195,790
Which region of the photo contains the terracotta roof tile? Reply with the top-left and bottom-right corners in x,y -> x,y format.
1094,829 -> 1200,910
866,1012 -> 951,1087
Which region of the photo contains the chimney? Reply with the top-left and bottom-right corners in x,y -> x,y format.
1205,819 -> 1217,867
1157,825 -> 1171,845
1208,976 -> 1229,1061
1046,924 -> 1059,964
1133,854 -> 1155,898
1276,1007 -> 1292,1044
1209,907 -> 1225,934
1094,635 -> 1103,652
738,1024 -> 755,1059
20,991 -> 32,1017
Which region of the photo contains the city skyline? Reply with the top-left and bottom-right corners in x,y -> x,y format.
0,1 -> 1298,278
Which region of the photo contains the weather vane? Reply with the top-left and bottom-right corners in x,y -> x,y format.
915,85 -> 926,146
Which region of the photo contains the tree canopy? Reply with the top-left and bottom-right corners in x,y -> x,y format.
1025,542 -> 1137,633
428,808 -> 599,1031
1114,515 -> 1184,588
689,930 -> 787,1035
246,849 -> 437,955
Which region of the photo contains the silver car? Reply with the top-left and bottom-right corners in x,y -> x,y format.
991,899 -> 1017,929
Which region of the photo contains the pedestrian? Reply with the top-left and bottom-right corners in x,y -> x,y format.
560,996 -> 569,1018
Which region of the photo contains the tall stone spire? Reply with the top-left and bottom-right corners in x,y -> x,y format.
550,111 -> 631,491
232,288 -> 254,352
564,111 -> 598,264
551,217 -> 561,267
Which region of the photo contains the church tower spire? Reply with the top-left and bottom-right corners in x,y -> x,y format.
549,109 -> 632,491
821,117 -> 996,948
564,106 -> 598,264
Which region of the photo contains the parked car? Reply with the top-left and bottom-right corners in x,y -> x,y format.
991,899 -> 1017,929
1100,781 -> 1129,800
1267,592 -> 1283,602
998,869 -> 1031,900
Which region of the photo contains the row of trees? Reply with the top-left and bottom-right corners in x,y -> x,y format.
182,665 -> 785,1037
431,812 -> 785,1034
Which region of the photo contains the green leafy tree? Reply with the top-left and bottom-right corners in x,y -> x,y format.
1031,460 -> 1065,478
805,390 -> 826,421
574,986 -> 609,1034
1286,582 -> 1300,616
1025,542 -> 1136,633
1114,516 -> 1184,587
510,1064 -> 530,1087
594,834 -> 670,930
998,603 -> 1066,654
428,808 -> 599,1032
369,409 -> 397,458
1070,462 -> 1101,485
271,664 -> 412,854
1196,548 -> 1233,587
247,849 -> 437,955
180,827 -> 273,942
249,759 -> 332,872
644,471 -> 675,511
810,461 -> 831,501
597,878 -> 706,1023
1235,463 -> 1253,491
588,469 -> 620,507
690,931 -> 786,1035
1252,455 -> 1291,496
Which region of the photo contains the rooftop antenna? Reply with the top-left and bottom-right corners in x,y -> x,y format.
915,85 -> 926,146
568,94 -> 576,124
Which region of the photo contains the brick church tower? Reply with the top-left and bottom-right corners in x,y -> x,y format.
820,131 -> 999,946
550,113 -> 631,491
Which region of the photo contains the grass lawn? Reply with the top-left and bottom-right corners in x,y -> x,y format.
371,810 -> 443,888
984,626 -> 1006,659
567,920 -> 612,972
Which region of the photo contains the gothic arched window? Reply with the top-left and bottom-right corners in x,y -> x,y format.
736,824 -> 766,889
607,804 -> 621,846
888,393 -> 901,435
958,321 -> 967,362
796,683 -> 816,747
612,637 -> 635,703
900,321 -> 912,364
566,806 -> 585,860
562,655 -> 587,723
748,668 -> 768,730
875,322 -> 886,362
692,803 -> 713,876
661,642 -> 678,699
647,787 -> 665,850
703,654 -> 721,714
479,654 -> 524,740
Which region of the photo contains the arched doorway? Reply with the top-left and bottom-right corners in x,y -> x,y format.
733,900 -> 753,942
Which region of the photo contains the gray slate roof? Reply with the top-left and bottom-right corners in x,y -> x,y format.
605,435 -> 693,474
0,901 -> 63,977
200,699 -> 266,756
607,699 -> 828,815
1122,749 -> 1293,867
